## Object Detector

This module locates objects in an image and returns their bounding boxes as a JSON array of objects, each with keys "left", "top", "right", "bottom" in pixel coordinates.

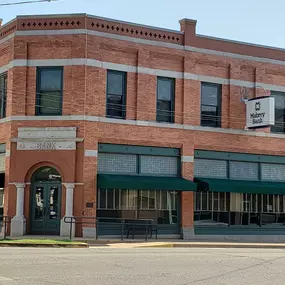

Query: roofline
[
  {"left": 86, "top": 14, "right": 183, "bottom": 34},
  {"left": 1, "top": 13, "right": 285, "bottom": 53},
  {"left": 14, "top": 13, "right": 183, "bottom": 34},
  {"left": 197, "top": 34, "right": 285, "bottom": 53}
]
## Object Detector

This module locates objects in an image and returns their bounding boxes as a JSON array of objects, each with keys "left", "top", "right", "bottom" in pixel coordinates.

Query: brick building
[{"left": 1, "top": 14, "right": 285, "bottom": 240}]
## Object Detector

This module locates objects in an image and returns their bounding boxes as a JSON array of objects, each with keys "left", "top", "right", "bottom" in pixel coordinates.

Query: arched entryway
[{"left": 30, "top": 167, "right": 62, "bottom": 235}]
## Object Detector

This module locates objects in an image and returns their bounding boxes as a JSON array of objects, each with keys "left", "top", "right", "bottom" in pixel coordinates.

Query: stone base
[
  {"left": 10, "top": 216, "right": 26, "bottom": 236},
  {"left": 60, "top": 217, "right": 75, "bottom": 238},
  {"left": 181, "top": 227, "right": 195, "bottom": 240},
  {"left": 82, "top": 227, "right": 97, "bottom": 238}
]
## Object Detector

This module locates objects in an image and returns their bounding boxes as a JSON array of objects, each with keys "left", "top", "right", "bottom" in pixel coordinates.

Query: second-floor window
[
  {"left": 271, "top": 91, "right": 285, "bottom": 133},
  {"left": 36, "top": 67, "right": 63, "bottom": 116},
  {"left": 157, "top": 77, "right": 175, "bottom": 123},
  {"left": 0, "top": 73, "right": 7, "bottom": 119},
  {"left": 201, "top": 82, "right": 221, "bottom": 127},
  {"left": 106, "top": 70, "right": 126, "bottom": 119}
]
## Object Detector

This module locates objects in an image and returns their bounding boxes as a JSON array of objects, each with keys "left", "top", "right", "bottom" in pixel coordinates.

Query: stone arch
[{"left": 25, "top": 161, "right": 64, "bottom": 183}]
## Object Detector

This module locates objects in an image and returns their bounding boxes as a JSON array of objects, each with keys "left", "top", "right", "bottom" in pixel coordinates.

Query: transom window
[
  {"left": 36, "top": 67, "right": 63, "bottom": 116},
  {"left": 106, "top": 70, "right": 126, "bottom": 119},
  {"left": 201, "top": 82, "right": 221, "bottom": 127},
  {"left": 0, "top": 73, "right": 7, "bottom": 119},
  {"left": 157, "top": 77, "right": 175, "bottom": 123}
]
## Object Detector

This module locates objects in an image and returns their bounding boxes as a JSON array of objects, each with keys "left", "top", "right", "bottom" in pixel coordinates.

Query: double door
[{"left": 30, "top": 183, "right": 61, "bottom": 235}]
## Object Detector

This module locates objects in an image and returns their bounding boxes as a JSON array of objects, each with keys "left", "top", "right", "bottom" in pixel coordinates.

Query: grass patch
[{"left": 0, "top": 239, "right": 85, "bottom": 245}]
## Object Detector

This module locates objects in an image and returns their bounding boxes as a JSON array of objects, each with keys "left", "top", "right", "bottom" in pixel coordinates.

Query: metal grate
[
  {"left": 261, "top": 163, "right": 285, "bottom": 181},
  {"left": 140, "top": 155, "right": 178, "bottom": 176},
  {"left": 194, "top": 159, "right": 227, "bottom": 178},
  {"left": 229, "top": 161, "right": 258, "bottom": 180},
  {"left": 98, "top": 153, "right": 137, "bottom": 174}
]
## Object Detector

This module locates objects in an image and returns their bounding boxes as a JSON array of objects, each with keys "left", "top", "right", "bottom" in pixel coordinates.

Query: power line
[
  {"left": 0, "top": 87, "right": 284, "bottom": 129},
  {"left": 0, "top": 0, "right": 58, "bottom": 6}
]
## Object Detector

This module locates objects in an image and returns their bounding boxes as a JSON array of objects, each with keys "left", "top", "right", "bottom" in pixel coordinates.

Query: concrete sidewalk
[
  {"left": 5, "top": 236, "right": 285, "bottom": 249},
  {"left": 86, "top": 239, "right": 285, "bottom": 249}
]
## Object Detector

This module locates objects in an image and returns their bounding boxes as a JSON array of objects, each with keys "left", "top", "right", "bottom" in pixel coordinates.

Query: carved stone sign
[{"left": 17, "top": 141, "right": 76, "bottom": 151}]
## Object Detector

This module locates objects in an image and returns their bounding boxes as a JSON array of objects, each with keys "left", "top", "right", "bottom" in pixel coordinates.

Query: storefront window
[
  {"left": 97, "top": 189, "right": 178, "bottom": 225},
  {"left": 195, "top": 191, "right": 285, "bottom": 227}
]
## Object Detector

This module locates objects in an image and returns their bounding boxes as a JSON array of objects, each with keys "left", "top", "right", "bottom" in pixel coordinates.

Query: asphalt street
[{"left": 0, "top": 247, "right": 285, "bottom": 284}]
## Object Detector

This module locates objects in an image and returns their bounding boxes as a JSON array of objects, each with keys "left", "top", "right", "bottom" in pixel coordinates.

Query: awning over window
[
  {"left": 97, "top": 174, "right": 197, "bottom": 191},
  {"left": 195, "top": 178, "right": 285, "bottom": 195}
]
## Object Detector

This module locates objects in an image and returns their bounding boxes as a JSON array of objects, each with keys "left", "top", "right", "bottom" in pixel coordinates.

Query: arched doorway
[{"left": 30, "top": 167, "right": 62, "bottom": 235}]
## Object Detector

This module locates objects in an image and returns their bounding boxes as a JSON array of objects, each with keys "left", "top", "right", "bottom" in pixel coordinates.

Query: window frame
[
  {"left": 156, "top": 77, "right": 175, "bottom": 123},
  {"left": 200, "top": 82, "right": 222, "bottom": 128},
  {"left": 106, "top": 70, "right": 127, "bottom": 119},
  {"left": 0, "top": 188, "right": 3, "bottom": 208},
  {"left": 270, "top": 91, "right": 285, "bottom": 133},
  {"left": 0, "top": 73, "right": 7, "bottom": 119},
  {"left": 36, "top": 66, "right": 64, "bottom": 116}
]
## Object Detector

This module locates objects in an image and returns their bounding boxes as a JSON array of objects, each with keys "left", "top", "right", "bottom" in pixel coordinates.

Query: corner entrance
[{"left": 30, "top": 167, "right": 62, "bottom": 235}]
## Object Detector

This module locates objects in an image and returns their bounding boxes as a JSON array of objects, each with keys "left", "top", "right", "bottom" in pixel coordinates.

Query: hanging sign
[{"left": 246, "top": 97, "right": 275, "bottom": 129}]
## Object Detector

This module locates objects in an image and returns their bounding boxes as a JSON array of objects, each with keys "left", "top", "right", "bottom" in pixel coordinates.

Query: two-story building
[{"left": 1, "top": 13, "right": 285, "bottom": 240}]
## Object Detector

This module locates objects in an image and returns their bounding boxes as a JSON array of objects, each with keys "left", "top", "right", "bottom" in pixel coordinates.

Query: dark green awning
[
  {"left": 195, "top": 178, "right": 285, "bottom": 195},
  {"left": 97, "top": 174, "right": 197, "bottom": 191}
]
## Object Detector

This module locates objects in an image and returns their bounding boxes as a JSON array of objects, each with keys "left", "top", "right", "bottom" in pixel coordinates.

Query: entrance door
[{"left": 31, "top": 183, "right": 61, "bottom": 235}]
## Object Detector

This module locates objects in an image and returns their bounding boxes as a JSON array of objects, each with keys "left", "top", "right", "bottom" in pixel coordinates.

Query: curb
[
  {"left": 134, "top": 243, "right": 285, "bottom": 249},
  {"left": 0, "top": 243, "right": 89, "bottom": 248}
]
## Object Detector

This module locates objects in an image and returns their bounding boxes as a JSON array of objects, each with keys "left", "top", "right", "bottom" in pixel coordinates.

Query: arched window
[{"left": 32, "top": 167, "right": 61, "bottom": 183}]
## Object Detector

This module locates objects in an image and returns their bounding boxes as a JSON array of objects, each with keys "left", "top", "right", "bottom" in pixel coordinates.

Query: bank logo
[{"left": 255, "top": 102, "right": 261, "bottom": 112}]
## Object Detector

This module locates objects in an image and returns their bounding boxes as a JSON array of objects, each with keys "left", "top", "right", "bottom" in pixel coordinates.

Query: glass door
[{"left": 31, "top": 183, "right": 61, "bottom": 235}]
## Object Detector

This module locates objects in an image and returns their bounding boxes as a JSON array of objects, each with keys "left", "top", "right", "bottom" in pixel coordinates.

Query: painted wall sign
[
  {"left": 17, "top": 141, "right": 76, "bottom": 151},
  {"left": 246, "top": 97, "right": 275, "bottom": 129}
]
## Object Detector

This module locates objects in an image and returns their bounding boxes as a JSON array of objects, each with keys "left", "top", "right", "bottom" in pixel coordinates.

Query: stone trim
[
  {"left": 3, "top": 115, "right": 285, "bottom": 140},
  {"left": 3, "top": 58, "right": 285, "bottom": 92},
  {"left": 84, "top": 150, "right": 98, "bottom": 157},
  {"left": 181, "top": 156, "right": 194, "bottom": 163},
  {"left": 1, "top": 28, "right": 284, "bottom": 66}
]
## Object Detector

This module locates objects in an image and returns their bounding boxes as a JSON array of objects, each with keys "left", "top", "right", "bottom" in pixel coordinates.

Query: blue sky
[{"left": 1, "top": 0, "right": 284, "bottom": 48}]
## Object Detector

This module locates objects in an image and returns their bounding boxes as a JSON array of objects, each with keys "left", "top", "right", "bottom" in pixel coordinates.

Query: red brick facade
[{"left": 1, "top": 14, "right": 285, "bottom": 237}]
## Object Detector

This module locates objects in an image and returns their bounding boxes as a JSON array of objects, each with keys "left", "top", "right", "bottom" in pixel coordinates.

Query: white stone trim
[
  {"left": 84, "top": 150, "right": 98, "bottom": 157},
  {"left": 3, "top": 115, "right": 285, "bottom": 140},
  {"left": 2, "top": 58, "right": 285, "bottom": 92},
  {"left": 5, "top": 150, "right": 10, "bottom": 157},
  {"left": 181, "top": 156, "right": 194, "bottom": 163},
  {"left": 0, "top": 33, "right": 14, "bottom": 45},
  {"left": 4, "top": 28, "right": 285, "bottom": 67}
]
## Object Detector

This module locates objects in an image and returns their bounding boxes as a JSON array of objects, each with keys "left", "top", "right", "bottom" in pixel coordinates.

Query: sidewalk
[
  {"left": 84, "top": 239, "right": 285, "bottom": 249},
  {"left": 4, "top": 236, "right": 285, "bottom": 249}
]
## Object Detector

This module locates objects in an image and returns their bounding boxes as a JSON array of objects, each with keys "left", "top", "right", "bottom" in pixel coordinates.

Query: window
[
  {"left": 98, "top": 152, "right": 180, "bottom": 176},
  {"left": 36, "top": 67, "right": 63, "bottom": 116},
  {"left": 98, "top": 153, "right": 137, "bottom": 174},
  {"left": 271, "top": 91, "right": 285, "bottom": 133},
  {"left": 229, "top": 161, "right": 259, "bottom": 180},
  {"left": 0, "top": 73, "right": 7, "bottom": 118},
  {"left": 140, "top": 155, "right": 178, "bottom": 176},
  {"left": 194, "top": 159, "right": 227, "bottom": 178},
  {"left": 261, "top": 163, "right": 285, "bottom": 181},
  {"left": 97, "top": 189, "right": 178, "bottom": 225},
  {"left": 157, "top": 77, "right": 175, "bottom": 123},
  {"left": 106, "top": 70, "right": 126, "bottom": 119},
  {"left": 201, "top": 83, "right": 221, "bottom": 127}
]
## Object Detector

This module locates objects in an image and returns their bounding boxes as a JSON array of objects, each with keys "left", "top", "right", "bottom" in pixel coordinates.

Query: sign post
[{"left": 245, "top": 97, "right": 275, "bottom": 129}]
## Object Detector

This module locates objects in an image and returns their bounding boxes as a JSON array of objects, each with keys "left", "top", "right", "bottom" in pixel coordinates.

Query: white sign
[{"left": 246, "top": 97, "right": 275, "bottom": 129}]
